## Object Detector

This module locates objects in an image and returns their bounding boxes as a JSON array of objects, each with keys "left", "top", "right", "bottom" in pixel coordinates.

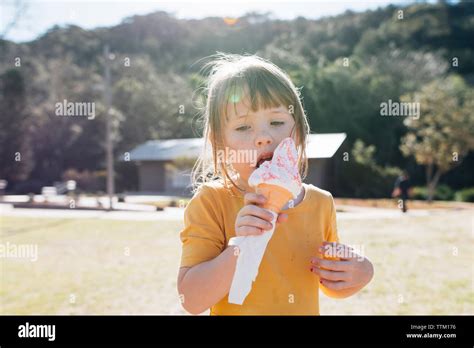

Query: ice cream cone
[
  {"left": 256, "top": 183, "right": 293, "bottom": 213},
  {"left": 228, "top": 138, "right": 302, "bottom": 305}
]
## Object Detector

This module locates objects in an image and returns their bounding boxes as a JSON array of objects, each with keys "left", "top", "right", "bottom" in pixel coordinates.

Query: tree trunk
[
  {"left": 426, "top": 163, "right": 434, "bottom": 203},
  {"left": 427, "top": 166, "right": 443, "bottom": 203}
]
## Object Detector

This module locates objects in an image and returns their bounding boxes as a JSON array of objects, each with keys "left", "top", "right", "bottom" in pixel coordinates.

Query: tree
[
  {"left": 400, "top": 75, "right": 474, "bottom": 201},
  {"left": 335, "top": 139, "right": 401, "bottom": 198},
  {"left": 0, "top": 69, "right": 33, "bottom": 183}
]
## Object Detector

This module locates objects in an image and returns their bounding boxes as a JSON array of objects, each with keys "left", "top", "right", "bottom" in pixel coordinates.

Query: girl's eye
[
  {"left": 235, "top": 125, "right": 250, "bottom": 131},
  {"left": 271, "top": 121, "right": 285, "bottom": 126}
]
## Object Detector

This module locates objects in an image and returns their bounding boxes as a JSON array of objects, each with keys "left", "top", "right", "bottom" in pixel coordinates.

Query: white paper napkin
[{"left": 227, "top": 210, "right": 278, "bottom": 305}]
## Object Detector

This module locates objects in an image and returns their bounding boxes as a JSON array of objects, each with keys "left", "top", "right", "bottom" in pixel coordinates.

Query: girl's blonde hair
[{"left": 191, "top": 53, "right": 310, "bottom": 194}]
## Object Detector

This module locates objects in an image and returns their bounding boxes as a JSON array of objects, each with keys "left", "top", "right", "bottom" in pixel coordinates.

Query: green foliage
[
  {"left": 1, "top": 2, "right": 473, "bottom": 194},
  {"left": 401, "top": 75, "right": 474, "bottom": 172},
  {"left": 113, "top": 55, "right": 196, "bottom": 151},
  {"left": 352, "top": 139, "right": 376, "bottom": 166},
  {"left": 400, "top": 75, "right": 474, "bottom": 200},
  {"left": 411, "top": 185, "right": 455, "bottom": 201},
  {"left": 301, "top": 56, "right": 410, "bottom": 167},
  {"left": 454, "top": 187, "right": 474, "bottom": 202},
  {"left": 335, "top": 140, "right": 401, "bottom": 198},
  {"left": 0, "top": 69, "right": 33, "bottom": 183}
]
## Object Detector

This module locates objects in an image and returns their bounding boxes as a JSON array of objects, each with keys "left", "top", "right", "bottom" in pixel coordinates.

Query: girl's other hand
[{"left": 310, "top": 242, "right": 374, "bottom": 291}]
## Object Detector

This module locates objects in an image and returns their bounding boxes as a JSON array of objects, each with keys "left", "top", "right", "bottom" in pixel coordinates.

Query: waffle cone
[{"left": 256, "top": 183, "right": 293, "bottom": 213}]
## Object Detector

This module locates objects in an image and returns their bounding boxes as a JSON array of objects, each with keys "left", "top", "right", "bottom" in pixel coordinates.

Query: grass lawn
[
  {"left": 334, "top": 198, "right": 473, "bottom": 210},
  {"left": 0, "top": 210, "right": 472, "bottom": 315},
  {"left": 0, "top": 217, "right": 185, "bottom": 314},
  {"left": 320, "top": 210, "right": 473, "bottom": 315}
]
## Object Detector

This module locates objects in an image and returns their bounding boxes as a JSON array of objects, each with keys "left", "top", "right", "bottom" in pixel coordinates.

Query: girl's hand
[
  {"left": 310, "top": 241, "right": 374, "bottom": 291},
  {"left": 235, "top": 192, "right": 288, "bottom": 236}
]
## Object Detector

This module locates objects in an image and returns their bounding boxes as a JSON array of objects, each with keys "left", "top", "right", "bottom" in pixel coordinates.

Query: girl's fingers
[
  {"left": 276, "top": 213, "right": 288, "bottom": 224},
  {"left": 237, "top": 215, "right": 273, "bottom": 231},
  {"left": 310, "top": 257, "right": 351, "bottom": 271},
  {"left": 243, "top": 192, "right": 266, "bottom": 206},
  {"left": 236, "top": 225, "right": 264, "bottom": 236},
  {"left": 237, "top": 193, "right": 289, "bottom": 237},
  {"left": 319, "top": 279, "right": 348, "bottom": 291},
  {"left": 311, "top": 267, "right": 348, "bottom": 281},
  {"left": 240, "top": 204, "right": 274, "bottom": 222}
]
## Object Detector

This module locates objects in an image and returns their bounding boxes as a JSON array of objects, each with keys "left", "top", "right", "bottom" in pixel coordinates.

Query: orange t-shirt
[{"left": 179, "top": 182, "right": 340, "bottom": 315}]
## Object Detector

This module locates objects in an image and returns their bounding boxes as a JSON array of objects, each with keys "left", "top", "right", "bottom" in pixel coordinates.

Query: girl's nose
[{"left": 255, "top": 134, "right": 272, "bottom": 147}]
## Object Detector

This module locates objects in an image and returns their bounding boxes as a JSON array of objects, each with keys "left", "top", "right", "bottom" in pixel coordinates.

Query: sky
[{"left": 1, "top": 0, "right": 424, "bottom": 43}]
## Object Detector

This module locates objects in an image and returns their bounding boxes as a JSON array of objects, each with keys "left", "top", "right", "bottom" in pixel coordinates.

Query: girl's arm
[
  {"left": 177, "top": 245, "right": 239, "bottom": 314},
  {"left": 177, "top": 192, "right": 284, "bottom": 314}
]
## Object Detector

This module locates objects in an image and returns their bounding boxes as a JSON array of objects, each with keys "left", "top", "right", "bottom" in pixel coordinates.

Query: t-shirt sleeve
[
  {"left": 324, "top": 193, "right": 340, "bottom": 243},
  {"left": 179, "top": 185, "right": 226, "bottom": 268}
]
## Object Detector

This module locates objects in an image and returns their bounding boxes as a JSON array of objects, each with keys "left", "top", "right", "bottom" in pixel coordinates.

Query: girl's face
[{"left": 222, "top": 96, "right": 296, "bottom": 187}]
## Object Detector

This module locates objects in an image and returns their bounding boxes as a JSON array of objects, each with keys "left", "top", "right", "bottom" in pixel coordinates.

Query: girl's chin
[{"left": 233, "top": 166, "right": 254, "bottom": 177}]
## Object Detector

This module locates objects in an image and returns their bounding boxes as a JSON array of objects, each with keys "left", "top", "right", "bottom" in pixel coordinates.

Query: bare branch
[{"left": 0, "top": 0, "right": 28, "bottom": 40}]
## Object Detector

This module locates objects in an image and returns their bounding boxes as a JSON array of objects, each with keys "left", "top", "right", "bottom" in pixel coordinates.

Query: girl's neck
[{"left": 235, "top": 176, "right": 252, "bottom": 193}]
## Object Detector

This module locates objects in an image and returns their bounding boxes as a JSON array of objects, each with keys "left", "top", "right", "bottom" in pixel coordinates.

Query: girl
[{"left": 177, "top": 53, "right": 374, "bottom": 315}]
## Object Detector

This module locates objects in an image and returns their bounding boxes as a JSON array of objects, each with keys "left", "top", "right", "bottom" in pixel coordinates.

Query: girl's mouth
[{"left": 256, "top": 153, "right": 273, "bottom": 168}]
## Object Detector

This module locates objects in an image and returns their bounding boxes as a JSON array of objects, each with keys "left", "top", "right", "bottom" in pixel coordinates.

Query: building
[{"left": 125, "top": 133, "right": 346, "bottom": 195}]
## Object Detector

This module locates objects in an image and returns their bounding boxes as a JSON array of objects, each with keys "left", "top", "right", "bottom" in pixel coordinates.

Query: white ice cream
[{"left": 248, "top": 137, "right": 302, "bottom": 198}]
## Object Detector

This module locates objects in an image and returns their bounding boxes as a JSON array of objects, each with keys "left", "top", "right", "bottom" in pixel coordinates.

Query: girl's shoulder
[
  {"left": 191, "top": 180, "right": 240, "bottom": 202},
  {"left": 303, "top": 183, "right": 334, "bottom": 200},
  {"left": 302, "top": 183, "right": 336, "bottom": 211},
  {"left": 184, "top": 181, "right": 241, "bottom": 222}
]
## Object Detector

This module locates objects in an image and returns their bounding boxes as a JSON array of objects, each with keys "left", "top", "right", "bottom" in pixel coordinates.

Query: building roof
[
  {"left": 125, "top": 133, "right": 346, "bottom": 161},
  {"left": 305, "top": 133, "right": 347, "bottom": 158},
  {"left": 126, "top": 138, "right": 205, "bottom": 162}
]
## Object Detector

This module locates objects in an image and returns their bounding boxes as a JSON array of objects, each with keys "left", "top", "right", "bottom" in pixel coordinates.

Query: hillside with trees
[{"left": 1, "top": 1, "right": 473, "bottom": 197}]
